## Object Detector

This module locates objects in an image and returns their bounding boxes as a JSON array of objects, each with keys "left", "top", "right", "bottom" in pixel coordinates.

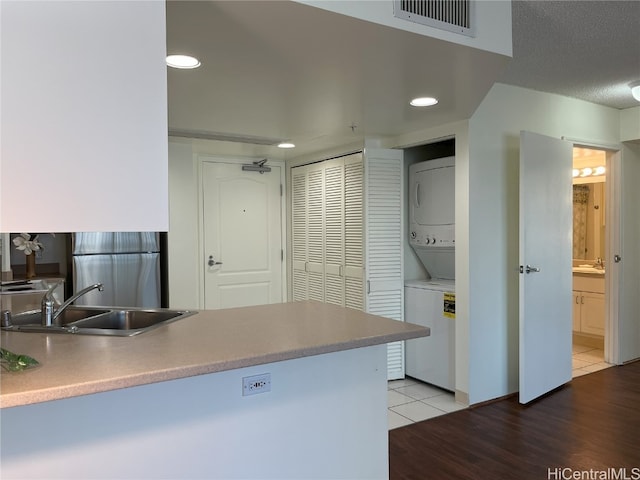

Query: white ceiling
[{"left": 166, "top": 1, "right": 640, "bottom": 159}]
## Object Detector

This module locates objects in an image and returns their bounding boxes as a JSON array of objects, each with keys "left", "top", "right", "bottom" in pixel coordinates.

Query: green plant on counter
[{"left": 0, "top": 348, "right": 39, "bottom": 372}]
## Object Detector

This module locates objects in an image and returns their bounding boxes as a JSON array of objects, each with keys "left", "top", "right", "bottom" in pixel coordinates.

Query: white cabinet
[
  {"left": 572, "top": 274, "right": 605, "bottom": 336},
  {"left": 291, "top": 148, "right": 405, "bottom": 378},
  {"left": 1, "top": 1, "right": 168, "bottom": 232}
]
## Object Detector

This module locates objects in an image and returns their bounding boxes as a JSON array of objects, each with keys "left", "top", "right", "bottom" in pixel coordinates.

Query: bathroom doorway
[{"left": 571, "top": 147, "right": 611, "bottom": 377}]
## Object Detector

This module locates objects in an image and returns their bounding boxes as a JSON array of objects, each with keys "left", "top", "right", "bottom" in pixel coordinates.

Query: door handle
[
  {"left": 614, "top": 254, "right": 622, "bottom": 263},
  {"left": 519, "top": 265, "right": 541, "bottom": 274},
  {"left": 208, "top": 255, "right": 223, "bottom": 267}
]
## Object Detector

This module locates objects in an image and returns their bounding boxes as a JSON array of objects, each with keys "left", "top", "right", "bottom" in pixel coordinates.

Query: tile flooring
[
  {"left": 387, "top": 344, "right": 612, "bottom": 430},
  {"left": 572, "top": 344, "right": 610, "bottom": 377},
  {"left": 387, "top": 378, "right": 464, "bottom": 430}
]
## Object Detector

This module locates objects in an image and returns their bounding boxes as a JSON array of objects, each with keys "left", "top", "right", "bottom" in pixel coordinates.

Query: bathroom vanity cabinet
[{"left": 572, "top": 273, "right": 605, "bottom": 336}]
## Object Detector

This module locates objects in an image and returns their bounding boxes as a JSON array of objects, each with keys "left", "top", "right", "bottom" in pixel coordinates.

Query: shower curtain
[{"left": 573, "top": 185, "right": 589, "bottom": 259}]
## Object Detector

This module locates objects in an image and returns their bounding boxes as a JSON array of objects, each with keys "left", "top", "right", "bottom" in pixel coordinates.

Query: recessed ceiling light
[
  {"left": 166, "top": 55, "right": 201, "bottom": 69},
  {"left": 410, "top": 97, "right": 438, "bottom": 107},
  {"left": 630, "top": 81, "right": 640, "bottom": 102},
  {"left": 277, "top": 142, "right": 295, "bottom": 149}
]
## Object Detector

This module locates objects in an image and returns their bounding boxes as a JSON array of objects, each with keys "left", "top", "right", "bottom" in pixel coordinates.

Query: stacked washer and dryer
[{"left": 406, "top": 156, "right": 456, "bottom": 391}]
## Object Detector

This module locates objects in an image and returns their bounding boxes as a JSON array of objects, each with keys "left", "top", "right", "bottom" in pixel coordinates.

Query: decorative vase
[{"left": 25, "top": 252, "right": 36, "bottom": 279}]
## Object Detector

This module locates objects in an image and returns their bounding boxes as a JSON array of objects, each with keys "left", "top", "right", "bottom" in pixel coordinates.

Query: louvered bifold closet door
[
  {"left": 306, "top": 163, "right": 325, "bottom": 301},
  {"left": 323, "top": 158, "right": 345, "bottom": 306},
  {"left": 291, "top": 165, "right": 308, "bottom": 301},
  {"left": 344, "top": 154, "right": 365, "bottom": 310},
  {"left": 364, "top": 148, "right": 405, "bottom": 380}
]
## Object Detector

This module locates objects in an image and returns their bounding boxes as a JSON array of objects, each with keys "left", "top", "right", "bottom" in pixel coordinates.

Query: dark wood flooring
[{"left": 389, "top": 361, "right": 640, "bottom": 480}]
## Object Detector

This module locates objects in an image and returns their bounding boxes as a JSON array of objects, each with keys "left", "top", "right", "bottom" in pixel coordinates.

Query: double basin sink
[{"left": 5, "top": 306, "right": 195, "bottom": 337}]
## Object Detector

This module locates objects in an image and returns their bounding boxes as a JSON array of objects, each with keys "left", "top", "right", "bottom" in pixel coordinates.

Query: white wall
[
  {"left": 466, "top": 83, "right": 627, "bottom": 404},
  {"left": 167, "top": 141, "right": 201, "bottom": 309},
  {"left": 620, "top": 106, "right": 640, "bottom": 142},
  {"left": 1, "top": 345, "right": 389, "bottom": 479}
]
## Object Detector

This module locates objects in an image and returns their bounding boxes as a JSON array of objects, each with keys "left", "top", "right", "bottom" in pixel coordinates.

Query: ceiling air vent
[{"left": 393, "top": 0, "right": 475, "bottom": 37}]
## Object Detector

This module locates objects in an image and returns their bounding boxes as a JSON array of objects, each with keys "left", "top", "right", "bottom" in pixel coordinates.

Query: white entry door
[
  {"left": 519, "top": 131, "right": 573, "bottom": 404},
  {"left": 202, "top": 161, "right": 283, "bottom": 309}
]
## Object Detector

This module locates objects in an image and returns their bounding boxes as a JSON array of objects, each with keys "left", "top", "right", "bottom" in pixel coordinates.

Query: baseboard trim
[{"left": 573, "top": 332, "right": 604, "bottom": 349}]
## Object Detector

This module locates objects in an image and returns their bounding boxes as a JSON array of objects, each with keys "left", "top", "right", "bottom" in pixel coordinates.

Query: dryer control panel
[{"left": 409, "top": 224, "right": 455, "bottom": 248}]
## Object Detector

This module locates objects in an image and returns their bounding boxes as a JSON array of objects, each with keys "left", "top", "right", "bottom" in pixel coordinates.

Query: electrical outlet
[{"left": 242, "top": 373, "right": 271, "bottom": 396}]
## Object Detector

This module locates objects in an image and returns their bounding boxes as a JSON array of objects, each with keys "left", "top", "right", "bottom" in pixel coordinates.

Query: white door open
[
  {"left": 519, "top": 131, "right": 573, "bottom": 404},
  {"left": 202, "top": 161, "right": 283, "bottom": 309}
]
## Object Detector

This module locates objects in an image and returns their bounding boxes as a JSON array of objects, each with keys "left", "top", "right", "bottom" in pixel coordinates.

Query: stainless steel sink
[
  {"left": 5, "top": 306, "right": 195, "bottom": 336},
  {"left": 10, "top": 308, "right": 111, "bottom": 326}
]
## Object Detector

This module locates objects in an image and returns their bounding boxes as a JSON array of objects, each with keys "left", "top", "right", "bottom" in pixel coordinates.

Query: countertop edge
[{"left": 0, "top": 326, "right": 428, "bottom": 409}]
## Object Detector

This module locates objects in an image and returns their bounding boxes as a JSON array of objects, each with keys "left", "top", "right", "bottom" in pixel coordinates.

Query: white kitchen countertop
[{"left": 0, "top": 301, "right": 428, "bottom": 408}]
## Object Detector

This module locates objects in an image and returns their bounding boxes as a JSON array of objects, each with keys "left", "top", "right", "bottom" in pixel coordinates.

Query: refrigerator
[{"left": 71, "top": 232, "right": 164, "bottom": 308}]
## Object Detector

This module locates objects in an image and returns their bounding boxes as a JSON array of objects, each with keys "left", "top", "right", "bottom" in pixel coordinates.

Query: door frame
[
  {"left": 562, "top": 137, "right": 622, "bottom": 365},
  {"left": 196, "top": 154, "right": 287, "bottom": 309}
]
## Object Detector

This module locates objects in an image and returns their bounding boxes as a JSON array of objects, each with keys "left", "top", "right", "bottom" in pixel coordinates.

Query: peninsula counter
[{"left": 1, "top": 301, "right": 428, "bottom": 479}]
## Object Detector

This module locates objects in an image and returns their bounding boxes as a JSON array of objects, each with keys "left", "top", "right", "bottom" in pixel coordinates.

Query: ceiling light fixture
[
  {"left": 277, "top": 142, "right": 295, "bottom": 149},
  {"left": 574, "top": 166, "right": 606, "bottom": 179},
  {"left": 631, "top": 81, "right": 640, "bottom": 102},
  {"left": 410, "top": 97, "right": 438, "bottom": 107},
  {"left": 166, "top": 54, "right": 201, "bottom": 69}
]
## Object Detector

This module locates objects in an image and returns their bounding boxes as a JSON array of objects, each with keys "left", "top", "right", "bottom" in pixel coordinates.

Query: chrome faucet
[{"left": 41, "top": 283, "right": 104, "bottom": 326}]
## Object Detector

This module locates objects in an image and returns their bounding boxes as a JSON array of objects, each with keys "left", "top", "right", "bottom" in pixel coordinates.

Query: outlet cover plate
[{"left": 242, "top": 373, "right": 271, "bottom": 396}]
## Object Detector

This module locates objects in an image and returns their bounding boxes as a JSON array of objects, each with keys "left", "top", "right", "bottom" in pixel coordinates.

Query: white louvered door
[
  {"left": 291, "top": 154, "right": 364, "bottom": 308},
  {"left": 291, "top": 161, "right": 326, "bottom": 302},
  {"left": 307, "top": 163, "right": 325, "bottom": 301},
  {"left": 364, "top": 148, "right": 405, "bottom": 380},
  {"left": 291, "top": 166, "right": 308, "bottom": 301},
  {"left": 291, "top": 149, "right": 404, "bottom": 379},
  {"left": 324, "top": 158, "right": 345, "bottom": 306},
  {"left": 344, "top": 154, "right": 365, "bottom": 310}
]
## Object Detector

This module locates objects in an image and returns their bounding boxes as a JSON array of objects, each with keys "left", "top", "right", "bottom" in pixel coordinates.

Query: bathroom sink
[{"left": 5, "top": 306, "right": 195, "bottom": 336}]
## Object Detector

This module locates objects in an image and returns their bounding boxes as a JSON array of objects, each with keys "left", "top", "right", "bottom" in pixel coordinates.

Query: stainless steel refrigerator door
[
  {"left": 73, "top": 253, "right": 161, "bottom": 307},
  {"left": 73, "top": 232, "right": 159, "bottom": 255}
]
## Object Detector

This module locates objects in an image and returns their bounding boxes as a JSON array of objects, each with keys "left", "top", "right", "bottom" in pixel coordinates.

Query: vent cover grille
[{"left": 393, "top": 0, "right": 475, "bottom": 37}]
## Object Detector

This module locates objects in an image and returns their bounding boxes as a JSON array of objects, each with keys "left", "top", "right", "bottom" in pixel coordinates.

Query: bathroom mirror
[{"left": 572, "top": 182, "right": 605, "bottom": 261}]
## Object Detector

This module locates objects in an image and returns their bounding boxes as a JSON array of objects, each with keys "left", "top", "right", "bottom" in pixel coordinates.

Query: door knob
[{"left": 208, "top": 256, "right": 222, "bottom": 267}]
